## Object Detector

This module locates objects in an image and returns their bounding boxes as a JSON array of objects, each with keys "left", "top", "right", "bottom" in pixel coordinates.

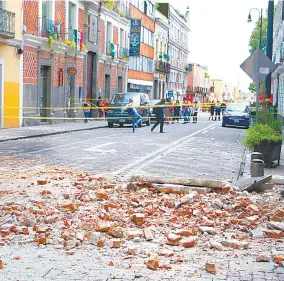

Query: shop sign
[
  {"left": 67, "top": 67, "right": 77, "bottom": 76},
  {"left": 129, "top": 19, "right": 141, "bottom": 56}
]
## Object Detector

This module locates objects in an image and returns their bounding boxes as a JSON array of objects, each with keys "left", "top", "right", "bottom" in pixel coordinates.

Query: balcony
[
  {"left": 113, "top": 2, "right": 131, "bottom": 19},
  {"left": 155, "top": 60, "right": 170, "bottom": 73},
  {"left": 118, "top": 46, "right": 129, "bottom": 60},
  {"left": 105, "top": 41, "right": 116, "bottom": 58},
  {"left": 39, "top": 17, "right": 64, "bottom": 40},
  {"left": 0, "top": 8, "right": 15, "bottom": 38}
]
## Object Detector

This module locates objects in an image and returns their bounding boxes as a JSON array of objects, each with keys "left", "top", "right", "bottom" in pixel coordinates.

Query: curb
[{"left": 0, "top": 125, "right": 107, "bottom": 143}]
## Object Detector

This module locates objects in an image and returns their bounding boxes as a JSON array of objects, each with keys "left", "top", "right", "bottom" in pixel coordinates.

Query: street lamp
[{"left": 248, "top": 8, "right": 263, "bottom": 113}]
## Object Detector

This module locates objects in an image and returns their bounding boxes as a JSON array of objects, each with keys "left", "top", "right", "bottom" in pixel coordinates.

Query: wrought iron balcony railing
[
  {"left": 0, "top": 8, "right": 15, "bottom": 38},
  {"left": 155, "top": 60, "right": 170, "bottom": 73},
  {"left": 118, "top": 46, "right": 129, "bottom": 60},
  {"left": 114, "top": 2, "right": 131, "bottom": 19},
  {"left": 39, "top": 17, "right": 63, "bottom": 39}
]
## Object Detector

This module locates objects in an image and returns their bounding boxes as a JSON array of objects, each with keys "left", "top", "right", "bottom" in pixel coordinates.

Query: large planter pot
[{"left": 254, "top": 140, "right": 282, "bottom": 168}]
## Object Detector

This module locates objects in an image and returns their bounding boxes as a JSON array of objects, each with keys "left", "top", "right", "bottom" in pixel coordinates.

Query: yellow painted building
[
  {"left": 211, "top": 79, "right": 223, "bottom": 101},
  {"left": 0, "top": 0, "right": 23, "bottom": 128}
]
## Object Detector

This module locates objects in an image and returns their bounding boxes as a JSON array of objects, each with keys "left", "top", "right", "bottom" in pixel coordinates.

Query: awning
[{"left": 128, "top": 79, "right": 153, "bottom": 87}]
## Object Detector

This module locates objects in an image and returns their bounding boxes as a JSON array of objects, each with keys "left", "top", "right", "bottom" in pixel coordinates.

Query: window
[
  {"left": 120, "top": 28, "right": 124, "bottom": 48},
  {"left": 106, "top": 21, "right": 112, "bottom": 42},
  {"left": 0, "top": 1, "right": 5, "bottom": 9},
  {"left": 43, "top": 0, "right": 53, "bottom": 20},
  {"left": 68, "top": 2, "right": 76, "bottom": 30}
]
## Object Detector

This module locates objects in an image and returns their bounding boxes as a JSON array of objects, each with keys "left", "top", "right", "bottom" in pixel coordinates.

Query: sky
[{"left": 169, "top": 0, "right": 271, "bottom": 92}]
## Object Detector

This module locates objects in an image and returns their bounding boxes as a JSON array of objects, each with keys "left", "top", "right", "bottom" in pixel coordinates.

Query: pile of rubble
[{"left": 1, "top": 161, "right": 284, "bottom": 273}]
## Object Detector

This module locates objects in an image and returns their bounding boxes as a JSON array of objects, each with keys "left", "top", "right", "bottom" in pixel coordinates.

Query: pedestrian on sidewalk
[
  {"left": 209, "top": 102, "right": 215, "bottom": 120},
  {"left": 103, "top": 98, "right": 109, "bottom": 118},
  {"left": 192, "top": 102, "right": 199, "bottom": 123},
  {"left": 173, "top": 100, "right": 181, "bottom": 123},
  {"left": 151, "top": 98, "right": 166, "bottom": 133},
  {"left": 83, "top": 102, "right": 91, "bottom": 123},
  {"left": 127, "top": 98, "right": 143, "bottom": 133},
  {"left": 97, "top": 96, "right": 104, "bottom": 120},
  {"left": 182, "top": 97, "right": 190, "bottom": 124}
]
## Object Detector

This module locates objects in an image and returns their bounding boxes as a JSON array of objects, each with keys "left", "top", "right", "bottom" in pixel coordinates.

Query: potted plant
[{"left": 244, "top": 123, "right": 282, "bottom": 168}]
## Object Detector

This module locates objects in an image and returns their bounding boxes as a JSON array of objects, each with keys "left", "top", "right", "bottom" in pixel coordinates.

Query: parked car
[
  {"left": 222, "top": 103, "right": 250, "bottom": 129},
  {"left": 106, "top": 93, "right": 151, "bottom": 128},
  {"left": 149, "top": 99, "right": 160, "bottom": 123}
]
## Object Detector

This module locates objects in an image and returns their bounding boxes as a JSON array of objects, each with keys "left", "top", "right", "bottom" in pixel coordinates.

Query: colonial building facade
[
  {"left": 21, "top": 0, "right": 130, "bottom": 126},
  {"left": 157, "top": 3, "right": 190, "bottom": 101},
  {"left": 0, "top": 0, "right": 23, "bottom": 128},
  {"left": 272, "top": 1, "right": 284, "bottom": 120},
  {"left": 153, "top": 9, "right": 169, "bottom": 100}
]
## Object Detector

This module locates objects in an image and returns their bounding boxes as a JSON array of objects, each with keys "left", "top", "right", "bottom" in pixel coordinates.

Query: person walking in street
[
  {"left": 209, "top": 102, "right": 215, "bottom": 120},
  {"left": 173, "top": 100, "right": 181, "bottom": 123},
  {"left": 151, "top": 98, "right": 166, "bottom": 133},
  {"left": 127, "top": 98, "right": 143, "bottom": 133},
  {"left": 83, "top": 102, "right": 91, "bottom": 123},
  {"left": 97, "top": 96, "right": 104, "bottom": 119},
  {"left": 182, "top": 97, "right": 190, "bottom": 124},
  {"left": 215, "top": 102, "right": 221, "bottom": 121},
  {"left": 192, "top": 102, "right": 199, "bottom": 123}
]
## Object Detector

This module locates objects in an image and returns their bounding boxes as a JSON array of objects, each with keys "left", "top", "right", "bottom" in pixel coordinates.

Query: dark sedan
[{"left": 222, "top": 103, "right": 250, "bottom": 129}]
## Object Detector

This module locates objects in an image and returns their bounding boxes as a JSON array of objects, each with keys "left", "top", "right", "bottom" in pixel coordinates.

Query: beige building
[{"left": 210, "top": 79, "right": 223, "bottom": 101}]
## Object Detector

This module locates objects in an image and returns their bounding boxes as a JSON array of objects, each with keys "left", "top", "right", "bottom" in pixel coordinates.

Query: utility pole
[{"left": 265, "top": 0, "right": 274, "bottom": 99}]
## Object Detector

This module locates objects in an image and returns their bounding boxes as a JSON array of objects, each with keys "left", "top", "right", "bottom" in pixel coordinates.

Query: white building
[
  {"left": 272, "top": 0, "right": 284, "bottom": 119},
  {"left": 153, "top": 10, "right": 169, "bottom": 99},
  {"left": 156, "top": 3, "right": 190, "bottom": 101}
]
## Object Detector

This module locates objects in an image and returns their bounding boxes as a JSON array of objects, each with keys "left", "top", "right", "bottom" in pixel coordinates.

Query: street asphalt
[{"left": 0, "top": 114, "right": 247, "bottom": 182}]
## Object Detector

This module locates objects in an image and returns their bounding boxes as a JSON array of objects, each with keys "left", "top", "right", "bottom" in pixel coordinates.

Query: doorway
[
  {"left": 39, "top": 65, "right": 51, "bottom": 123},
  {"left": 67, "top": 74, "right": 76, "bottom": 118},
  {"left": 105, "top": 74, "right": 110, "bottom": 99},
  {"left": 154, "top": 79, "right": 158, "bottom": 99},
  {"left": 118, "top": 76, "right": 123, "bottom": 93},
  {"left": 87, "top": 52, "right": 97, "bottom": 116}
]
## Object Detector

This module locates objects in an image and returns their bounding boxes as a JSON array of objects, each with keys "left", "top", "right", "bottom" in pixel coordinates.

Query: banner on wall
[{"left": 129, "top": 19, "right": 141, "bottom": 56}]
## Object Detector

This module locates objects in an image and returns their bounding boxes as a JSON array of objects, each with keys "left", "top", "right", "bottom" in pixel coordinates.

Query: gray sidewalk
[{"left": 0, "top": 120, "right": 107, "bottom": 142}]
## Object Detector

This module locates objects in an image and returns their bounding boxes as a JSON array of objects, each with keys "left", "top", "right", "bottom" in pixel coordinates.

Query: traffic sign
[{"left": 240, "top": 49, "right": 277, "bottom": 83}]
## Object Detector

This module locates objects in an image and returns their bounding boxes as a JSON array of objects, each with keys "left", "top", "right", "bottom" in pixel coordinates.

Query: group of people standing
[
  {"left": 83, "top": 97, "right": 109, "bottom": 123},
  {"left": 209, "top": 102, "right": 226, "bottom": 121},
  {"left": 168, "top": 97, "right": 199, "bottom": 124}
]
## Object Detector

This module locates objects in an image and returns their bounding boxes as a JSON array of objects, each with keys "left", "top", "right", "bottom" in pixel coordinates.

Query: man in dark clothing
[
  {"left": 209, "top": 102, "right": 215, "bottom": 120},
  {"left": 173, "top": 100, "right": 181, "bottom": 123},
  {"left": 215, "top": 102, "right": 221, "bottom": 121},
  {"left": 221, "top": 102, "right": 226, "bottom": 115},
  {"left": 151, "top": 98, "right": 166, "bottom": 133}
]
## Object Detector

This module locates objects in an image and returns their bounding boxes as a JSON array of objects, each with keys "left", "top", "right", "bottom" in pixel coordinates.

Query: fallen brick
[
  {"left": 37, "top": 178, "right": 47, "bottom": 185},
  {"left": 167, "top": 233, "right": 182, "bottom": 246},
  {"left": 96, "top": 191, "right": 109, "bottom": 200},
  {"left": 124, "top": 229, "right": 143, "bottom": 240},
  {"left": 256, "top": 254, "right": 270, "bottom": 262},
  {"left": 0, "top": 260, "right": 3, "bottom": 269},
  {"left": 199, "top": 226, "right": 217, "bottom": 235},
  {"left": 132, "top": 213, "right": 145, "bottom": 226},
  {"left": 111, "top": 239, "right": 122, "bottom": 248},
  {"left": 145, "top": 258, "right": 159, "bottom": 270},
  {"left": 206, "top": 263, "right": 216, "bottom": 274},
  {"left": 143, "top": 227, "right": 154, "bottom": 241},
  {"left": 108, "top": 226, "right": 124, "bottom": 238},
  {"left": 265, "top": 230, "right": 284, "bottom": 239},
  {"left": 180, "top": 237, "right": 197, "bottom": 248}
]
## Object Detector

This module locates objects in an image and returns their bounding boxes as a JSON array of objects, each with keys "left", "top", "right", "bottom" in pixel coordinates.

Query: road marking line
[
  {"left": 28, "top": 133, "right": 122, "bottom": 154},
  {"left": 202, "top": 130, "right": 208, "bottom": 134},
  {"left": 110, "top": 123, "right": 217, "bottom": 176},
  {"left": 84, "top": 142, "right": 116, "bottom": 154}
]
